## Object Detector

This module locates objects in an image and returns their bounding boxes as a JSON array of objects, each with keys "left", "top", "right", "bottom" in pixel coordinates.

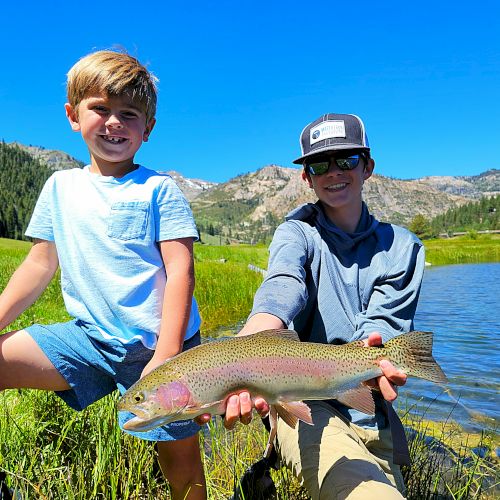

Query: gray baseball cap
[{"left": 293, "top": 113, "right": 370, "bottom": 164}]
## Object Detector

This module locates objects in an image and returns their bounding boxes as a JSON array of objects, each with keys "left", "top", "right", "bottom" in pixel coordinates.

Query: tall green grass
[
  {"left": 1, "top": 238, "right": 498, "bottom": 498},
  {"left": 194, "top": 244, "right": 267, "bottom": 334},
  {"left": 424, "top": 234, "right": 500, "bottom": 266}
]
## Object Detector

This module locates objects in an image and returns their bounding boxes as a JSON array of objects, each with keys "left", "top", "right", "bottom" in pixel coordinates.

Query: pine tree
[
  {"left": 409, "top": 214, "right": 433, "bottom": 239},
  {"left": 0, "top": 142, "right": 53, "bottom": 240}
]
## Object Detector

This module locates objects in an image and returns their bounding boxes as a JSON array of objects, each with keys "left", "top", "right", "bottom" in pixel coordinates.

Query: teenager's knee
[{"left": 319, "top": 457, "right": 404, "bottom": 500}]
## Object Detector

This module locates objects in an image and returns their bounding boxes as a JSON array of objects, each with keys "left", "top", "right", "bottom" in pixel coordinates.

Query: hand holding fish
[
  {"left": 363, "top": 332, "right": 408, "bottom": 401},
  {"left": 224, "top": 393, "right": 270, "bottom": 430},
  {"left": 194, "top": 392, "right": 269, "bottom": 428},
  {"left": 141, "top": 355, "right": 167, "bottom": 379}
]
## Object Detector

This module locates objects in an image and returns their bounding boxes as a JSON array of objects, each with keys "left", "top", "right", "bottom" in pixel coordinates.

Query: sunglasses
[{"left": 304, "top": 153, "right": 367, "bottom": 175}]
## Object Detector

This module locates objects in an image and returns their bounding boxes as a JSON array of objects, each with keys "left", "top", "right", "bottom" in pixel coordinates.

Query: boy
[
  {"left": 0, "top": 50, "right": 206, "bottom": 500},
  {"left": 212, "top": 113, "right": 425, "bottom": 499}
]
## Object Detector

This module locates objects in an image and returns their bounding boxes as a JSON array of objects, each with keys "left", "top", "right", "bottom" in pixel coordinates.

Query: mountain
[
  {"left": 416, "top": 169, "right": 500, "bottom": 198},
  {"left": 2, "top": 141, "right": 499, "bottom": 243},
  {"left": 10, "top": 142, "right": 84, "bottom": 171},
  {"left": 189, "top": 165, "right": 499, "bottom": 241},
  {"left": 1, "top": 142, "right": 55, "bottom": 239},
  {"left": 163, "top": 170, "right": 218, "bottom": 200}
]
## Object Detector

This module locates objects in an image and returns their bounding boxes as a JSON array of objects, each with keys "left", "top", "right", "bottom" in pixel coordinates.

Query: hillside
[
  {"left": 1, "top": 141, "right": 499, "bottom": 243},
  {"left": 10, "top": 142, "right": 84, "bottom": 171},
  {"left": 0, "top": 142, "right": 54, "bottom": 239},
  {"left": 164, "top": 170, "right": 218, "bottom": 200},
  {"left": 190, "top": 165, "right": 499, "bottom": 241},
  {"left": 417, "top": 169, "right": 500, "bottom": 198}
]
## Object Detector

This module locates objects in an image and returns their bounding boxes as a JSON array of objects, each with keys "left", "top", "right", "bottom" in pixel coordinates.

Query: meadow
[
  {"left": 424, "top": 233, "right": 500, "bottom": 266},
  {"left": 0, "top": 235, "right": 498, "bottom": 499}
]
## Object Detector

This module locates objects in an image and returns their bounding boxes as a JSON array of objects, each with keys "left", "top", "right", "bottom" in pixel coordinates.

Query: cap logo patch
[{"left": 310, "top": 120, "right": 346, "bottom": 145}]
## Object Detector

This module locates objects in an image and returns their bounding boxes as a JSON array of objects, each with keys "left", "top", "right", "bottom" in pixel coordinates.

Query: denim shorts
[{"left": 26, "top": 319, "right": 201, "bottom": 442}]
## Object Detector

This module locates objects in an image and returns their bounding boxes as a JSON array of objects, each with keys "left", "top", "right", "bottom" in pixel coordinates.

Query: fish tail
[{"left": 385, "top": 331, "right": 448, "bottom": 384}]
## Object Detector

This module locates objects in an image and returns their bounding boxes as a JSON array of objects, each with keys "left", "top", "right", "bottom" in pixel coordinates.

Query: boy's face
[
  {"left": 65, "top": 93, "right": 155, "bottom": 176},
  {"left": 302, "top": 151, "right": 374, "bottom": 218}
]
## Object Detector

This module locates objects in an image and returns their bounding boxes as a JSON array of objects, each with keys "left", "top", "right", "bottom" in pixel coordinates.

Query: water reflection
[{"left": 397, "top": 263, "right": 500, "bottom": 433}]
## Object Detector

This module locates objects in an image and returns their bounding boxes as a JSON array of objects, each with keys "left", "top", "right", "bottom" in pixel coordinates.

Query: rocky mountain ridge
[
  {"left": 190, "top": 165, "right": 499, "bottom": 234},
  {"left": 9, "top": 143, "right": 216, "bottom": 199},
  {"left": 9, "top": 142, "right": 84, "bottom": 171},
  {"left": 416, "top": 170, "right": 500, "bottom": 198},
  {"left": 164, "top": 170, "right": 218, "bottom": 200},
  {"left": 8, "top": 142, "right": 499, "bottom": 240}
]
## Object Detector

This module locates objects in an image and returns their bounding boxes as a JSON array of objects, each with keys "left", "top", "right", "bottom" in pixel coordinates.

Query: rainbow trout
[{"left": 119, "top": 329, "right": 446, "bottom": 456}]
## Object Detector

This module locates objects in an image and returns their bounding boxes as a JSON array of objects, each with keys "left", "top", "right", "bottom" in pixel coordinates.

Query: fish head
[{"left": 118, "top": 372, "right": 193, "bottom": 432}]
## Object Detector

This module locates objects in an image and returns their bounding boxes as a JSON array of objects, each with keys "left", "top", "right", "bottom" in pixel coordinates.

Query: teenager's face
[
  {"left": 65, "top": 93, "right": 155, "bottom": 176},
  {"left": 302, "top": 151, "right": 374, "bottom": 218}
]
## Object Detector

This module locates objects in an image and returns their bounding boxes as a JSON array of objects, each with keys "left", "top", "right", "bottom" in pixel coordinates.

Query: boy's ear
[
  {"left": 302, "top": 169, "right": 313, "bottom": 189},
  {"left": 363, "top": 158, "right": 375, "bottom": 181},
  {"left": 301, "top": 169, "right": 314, "bottom": 189},
  {"left": 143, "top": 118, "right": 156, "bottom": 142},
  {"left": 65, "top": 103, "right": 81, "bottom": 132}
]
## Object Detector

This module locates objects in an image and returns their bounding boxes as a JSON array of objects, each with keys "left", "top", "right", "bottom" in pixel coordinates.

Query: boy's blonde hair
[{"left": 67, "top": 50, "right": 158, "bottom": 123}]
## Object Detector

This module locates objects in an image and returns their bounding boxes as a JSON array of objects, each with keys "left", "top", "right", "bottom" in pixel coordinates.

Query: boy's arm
[
  {"left": 238, "top": 312, "right": 285, "bottom": 336},
  {"left": 0, "top": 239, "right": 59, "bottom": 331},
  {"left": 141, "top": 237, "right": 195, "bottom": 377}
]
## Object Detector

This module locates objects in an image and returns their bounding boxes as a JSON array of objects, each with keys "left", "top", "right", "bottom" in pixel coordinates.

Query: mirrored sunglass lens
[
  {"left": 336, "top": 155, "right": 360, "bottom": 170},
  {"left": 308, "top": 162, "right": 330, "bottom": 175}
]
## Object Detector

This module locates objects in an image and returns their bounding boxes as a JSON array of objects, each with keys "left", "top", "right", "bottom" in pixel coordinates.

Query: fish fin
[
  {"left": 274, "top": 404, "right": 298, "bottom": 428},
  {"left": 335, "top": 385, "right": 377, "bottom": 415},
  {"left": 252, "top": 329, "right": 301, "bottom": 341},
  {"left": 264, "top": 406, "right": 278, "bottom": 458},
  {"left": 275, "top": 401, "right": 313, "bottom": 427},
  {"left": 385, "top": 331, "right": 448, "bottom": 384},
  {"left": 198, "top": 400, "right": 225, "bottom": 414}
]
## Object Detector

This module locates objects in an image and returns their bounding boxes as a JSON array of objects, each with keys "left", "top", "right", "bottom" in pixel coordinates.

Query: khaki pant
[{"left": 276, "top": 402, "right": 406, "bottom": 500}]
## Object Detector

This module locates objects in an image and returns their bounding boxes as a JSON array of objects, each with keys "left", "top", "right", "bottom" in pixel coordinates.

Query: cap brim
[{"left": 293, "top": 144, "right": 370, "bottom": 164}]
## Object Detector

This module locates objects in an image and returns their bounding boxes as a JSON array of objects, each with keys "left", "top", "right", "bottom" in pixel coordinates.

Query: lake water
[{"left": 396, "top": 262, "right": 500, "bottom": 434}]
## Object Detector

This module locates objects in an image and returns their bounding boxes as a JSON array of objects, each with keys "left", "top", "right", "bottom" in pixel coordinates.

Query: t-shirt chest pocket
[{"left": 107, "top": 201, "right": 150, "bottom": 240}]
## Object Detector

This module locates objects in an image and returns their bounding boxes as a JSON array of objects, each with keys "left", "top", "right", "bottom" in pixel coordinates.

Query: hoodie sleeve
[
  {"left": 249, "top": 221, "right": 310, "bottom": 325},
  {"left": 353, "top": 236, "right": 426, "bottom": 343}
]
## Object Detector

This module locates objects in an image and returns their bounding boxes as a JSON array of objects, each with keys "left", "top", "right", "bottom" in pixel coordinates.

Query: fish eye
[{"left": 133, "top": 392, "right": 145, "bottom": 403}]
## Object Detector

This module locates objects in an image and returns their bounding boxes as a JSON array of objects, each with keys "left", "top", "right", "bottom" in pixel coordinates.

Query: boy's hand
[
  {"left": 194, "top": 394, "right": 270, "bottom": 429},
  {"left": 364, "top": 332, "right": 407, "bottom": 401},
  {"left": 140, "top": 355, "right": 167, "bottom": 379}
]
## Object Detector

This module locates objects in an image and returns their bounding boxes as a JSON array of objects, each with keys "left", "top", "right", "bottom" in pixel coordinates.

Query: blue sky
[{"left": 1, "top": 1, "right": 498, "bottom": 183}]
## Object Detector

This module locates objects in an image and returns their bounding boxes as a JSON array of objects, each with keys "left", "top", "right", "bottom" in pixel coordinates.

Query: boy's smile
[
  {"left": 102, "top": 136, "right": 126, "bottom": 144},
  {"left": 313, "top": 168, "right": 359, "bottom": 206},
  {"left": 323, "top": 181, "right": 348, "bottom": 192},
  {"left": 65, "top": 93, "right": 155, "bottom": 177}
]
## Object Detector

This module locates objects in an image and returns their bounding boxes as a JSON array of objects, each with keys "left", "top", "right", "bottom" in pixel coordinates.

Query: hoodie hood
[{"left": 285, "top": 202, "right": 379, "bottom": 251}]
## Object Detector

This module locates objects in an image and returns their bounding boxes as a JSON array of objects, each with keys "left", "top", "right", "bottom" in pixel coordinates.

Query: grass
[
  {"left": 400, "top": 407, "right": 499, "bottom": 500},
  {"left": 194, "top": 243, "right": 268, "bottom": 334},
  {"left": 0, "top": 237, "right": 499, "bottom": 498},
  {"left": 424, "top": 233, "right": 500, "bottom": 266}
]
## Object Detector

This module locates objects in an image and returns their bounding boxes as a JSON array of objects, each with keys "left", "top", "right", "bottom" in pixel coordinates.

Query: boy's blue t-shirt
[{"left": 26, "top": 165, "right": 201, "bottom": 349}]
